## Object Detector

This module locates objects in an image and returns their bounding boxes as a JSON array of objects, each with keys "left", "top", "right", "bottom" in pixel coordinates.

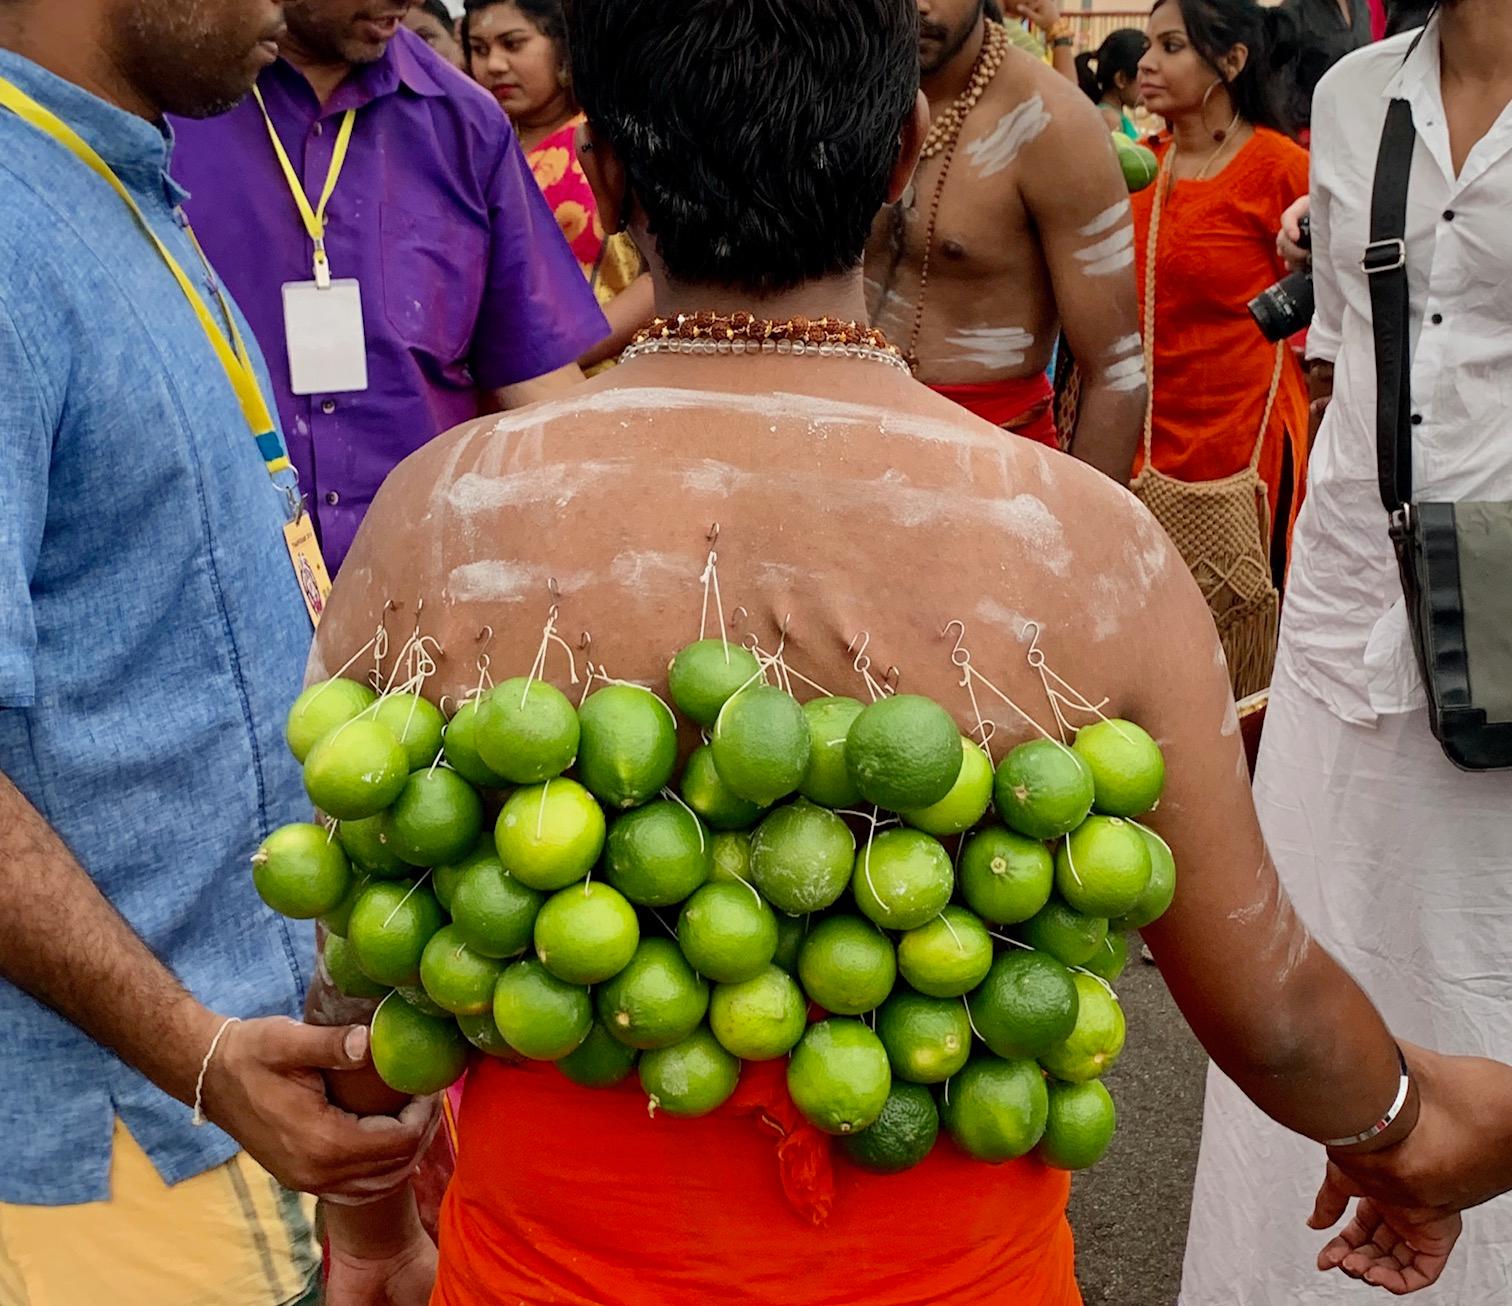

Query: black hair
[
  {"left": 1075, "top": 29, "right": 1149, "bottom": 104},
  {"left": 415, "top": 0, "right": 455, "bottom": 30},
  {"left": 1152, "top": 0, "right": 1301, "bottom": 135},
  {"left": 461, "top": 0, "right": 566, "bottom": 51},
  {"left": 567, "top": 0, "right": 920, "bottom": 295},
  {"left": 1385, "top": 0, "right": 1436, "bottom": 37}
]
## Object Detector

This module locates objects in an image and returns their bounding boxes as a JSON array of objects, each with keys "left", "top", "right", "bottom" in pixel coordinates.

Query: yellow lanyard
[
  {"left": 253, "top": 88, "right": 356, "bottom": 289},
  {"left": 0, "top": 76, "right": 293, "bottom": 483}
]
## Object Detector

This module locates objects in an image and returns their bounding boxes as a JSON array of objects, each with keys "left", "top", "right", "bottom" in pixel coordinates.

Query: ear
[
  {"left": 576, "top": 120, "right": 628, "bottom": 235},
  {"left": 1222, "top": 42, "right": 1249, "bottom": 81},
  {"left": 885, "top": 90, "right": 930, "bottom": 206}
]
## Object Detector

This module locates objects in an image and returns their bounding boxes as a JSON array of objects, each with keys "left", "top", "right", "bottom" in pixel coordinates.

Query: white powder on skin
[
  {"left": 963, "top": 97, "right": 1053, "bottom": 178},
  {"left": 1078, "top": 200, "right": 1131, "bottom": 238},
  {"left": 944, "top": 325, "right": 1036, "bottom": 370},
  {"left": 1075, "top": 225, "right": 1136, "bottom": 277}
]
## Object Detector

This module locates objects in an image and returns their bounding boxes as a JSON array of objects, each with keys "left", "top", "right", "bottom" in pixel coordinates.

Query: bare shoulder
[{"left": 984, "top": 47, "right": 1110, "bottom": 152}]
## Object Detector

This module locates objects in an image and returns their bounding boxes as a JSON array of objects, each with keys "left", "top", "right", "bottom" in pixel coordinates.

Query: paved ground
[{"left": 1066, "top": 953, "right": 1209, "bottom": 1306}]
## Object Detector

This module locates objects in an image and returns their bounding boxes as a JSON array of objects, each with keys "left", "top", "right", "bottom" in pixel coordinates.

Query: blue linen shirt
[{"left": 0, "top": 51, "right": 316, "bottom": 1205}]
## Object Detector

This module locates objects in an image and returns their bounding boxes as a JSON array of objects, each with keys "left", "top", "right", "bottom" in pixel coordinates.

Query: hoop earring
[
  {"left": 557, "top": 66, "right": 571, "bottom": 89},
  {"left": 1199, "top": 78, "right": 1228, "bottom": 142}
]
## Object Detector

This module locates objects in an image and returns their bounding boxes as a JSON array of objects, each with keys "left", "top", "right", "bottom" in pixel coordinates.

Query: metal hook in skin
[
  {"left": 884, "top": 665, "right": 901, "bottom": 692},
  {"left": 942, "top": 619, "right": 972, "bottom": 670},
  {"left": 548, "top": 576, "right": 561, "bottom": 601},
  {"left": 578, "top": 630, "right": 593, "bottom": 655},
  {"left": 729, "top": 605, "right": 748, "bottom": 630},
  {"left": 707, "top": 522, "right": 720, "bottom": 546}
]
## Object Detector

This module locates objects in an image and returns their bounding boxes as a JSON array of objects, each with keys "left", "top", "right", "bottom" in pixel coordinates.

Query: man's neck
[
  {"left": 921, "top": 17, "right": 986, "bottom": 107},
  {"left": 277, "top": 28, "right": 353, "bottom": 106},
  {"left": 0, "top": 15, "right": 159, "bottom": 119},
  {"left": 1439, "top": 0, "right": 1512, "bottom": 87},
  {"left": 653, "top": 269, "right": 872, "bottom": 329}
]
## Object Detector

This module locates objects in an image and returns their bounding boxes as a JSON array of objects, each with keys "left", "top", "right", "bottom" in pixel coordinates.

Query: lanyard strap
[
  {"left": 253, "top": 88, "right": 355, "bottom": 289},
  {"left": 0, "top": 76, "right": 292, "bottom": 483}
]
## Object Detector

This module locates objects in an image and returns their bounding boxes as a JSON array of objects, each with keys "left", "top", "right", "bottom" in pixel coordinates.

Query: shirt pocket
[{"left": 379, "top": 201, "right": 487, "bottom": 365}]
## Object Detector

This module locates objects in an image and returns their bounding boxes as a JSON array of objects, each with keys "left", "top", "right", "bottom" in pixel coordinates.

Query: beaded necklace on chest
[{"left": 623, "top": 312, "right": 912, "bottom": 374}]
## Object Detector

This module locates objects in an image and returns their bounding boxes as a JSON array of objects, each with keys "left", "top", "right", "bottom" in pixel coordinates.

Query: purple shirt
[{"left": 172, "top": 29, "right": 608, "bottom": 570}]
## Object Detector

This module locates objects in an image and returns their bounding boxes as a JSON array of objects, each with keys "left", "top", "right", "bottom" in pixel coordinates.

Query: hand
[
  {"left": 200, "top": 1016, "right": 441, "bottom": 1200},
  {"left": 1013, "top": 0, "right": 1063, "bottom": 34},
  {"left": 1277, "top": 194, "right": 1311, "bottom": 271},
  {"left": 1310, "top": 1164, "right": 1462, "bottom": 1294},
  {"left": 327, "top": 1230, "right": 438, "bottom": 1306}
]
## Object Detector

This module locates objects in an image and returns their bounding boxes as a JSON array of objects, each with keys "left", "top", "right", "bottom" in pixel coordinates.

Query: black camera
[{"left": 1248, "top": 216, "right": 1313, "bottom": 342}]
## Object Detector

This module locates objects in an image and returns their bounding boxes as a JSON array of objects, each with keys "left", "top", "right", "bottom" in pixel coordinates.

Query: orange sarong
[
  {"left": 432, "top": 1058, "right": 1082, "bottom": 1305},
  {"left": 929, "top": 373, "right": 1060, "bottom": 451}
]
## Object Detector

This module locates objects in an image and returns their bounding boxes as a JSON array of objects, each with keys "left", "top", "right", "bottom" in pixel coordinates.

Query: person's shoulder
[
  {"left": 995, "top": 43, "right": 1103, "bottom": 130},
  {"left": 395, "top": 27, "right": 504, "bottom": 124},
  {"left": 985, "top": 45, "right": 1116, "bottom": 170}
]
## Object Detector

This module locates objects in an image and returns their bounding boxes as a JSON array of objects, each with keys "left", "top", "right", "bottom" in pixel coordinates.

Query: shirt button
[
  {"left": 325, "top": 491, "right": 340, "bottom": 506},
  {"left": 1431, "top": 313, "right": 1444, "bottom": 325},
  {"left": 1443, "top": 209, "right": 1456, "bottom": 222},
  {"left": 1411, "top": 413, "right": 1424, "bottom": 426},
  {"left": 321, "top": 399, "right": 336, "bottom": 414}
]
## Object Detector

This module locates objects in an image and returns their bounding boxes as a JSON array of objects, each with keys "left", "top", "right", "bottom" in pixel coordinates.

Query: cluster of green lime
[{"left": 252, "top": 640, "right": 1175, "bottom": 1176}]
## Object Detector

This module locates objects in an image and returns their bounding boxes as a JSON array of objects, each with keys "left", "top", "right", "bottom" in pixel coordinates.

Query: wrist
[
  {"left": 1046, "top": 18, "right": 1073, "bottom": 43},
  {"left": 1326, "top": 1044, "right": 1422, "bottom": 1158},
  {"left": 163, "top": 997, "right": 225, "bottom": 1108},
  {"left": 325, "top": 1185, "right": 424, "bottom": 1260}
]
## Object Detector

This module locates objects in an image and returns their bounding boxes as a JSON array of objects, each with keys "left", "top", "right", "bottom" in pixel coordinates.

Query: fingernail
[{"left": 344, "top": 1026, "right": 369, "bottom": 1061}]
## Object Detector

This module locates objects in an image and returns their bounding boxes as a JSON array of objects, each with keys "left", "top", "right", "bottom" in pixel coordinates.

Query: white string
[
  {"left": 697, "top": 545, "right": 731, "bottom": 660},
  {"left": 382, "top": 870, "right": 433, "bottom": 928},
  {"left": 659, "top": 786, "right": 708, "bottom": 854},
  {"left": 191, "top": 1016, "right": 242, "bottom": 1126},
  {"left": 846, "top": 632, "right": 888, "bottom": 703}
]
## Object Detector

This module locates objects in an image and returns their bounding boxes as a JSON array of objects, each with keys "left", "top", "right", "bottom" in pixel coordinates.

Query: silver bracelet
[{"left": 1324, "top": 1045, "right": 1412, "bottom": 1148}]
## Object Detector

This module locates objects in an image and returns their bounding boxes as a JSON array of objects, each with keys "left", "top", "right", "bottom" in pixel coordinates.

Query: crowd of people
[{"left": 0, "top": 0, "right": 1509, "bottom": 1303}]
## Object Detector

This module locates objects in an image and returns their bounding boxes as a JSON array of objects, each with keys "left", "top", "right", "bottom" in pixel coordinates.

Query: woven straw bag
[{"left": 1132, "top": 152, "right": 1284, "bottom": 701}]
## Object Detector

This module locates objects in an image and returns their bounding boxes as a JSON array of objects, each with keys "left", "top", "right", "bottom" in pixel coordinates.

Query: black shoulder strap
[{"left": 1367, "top": 97, "right": 1418, "bottom": 513}]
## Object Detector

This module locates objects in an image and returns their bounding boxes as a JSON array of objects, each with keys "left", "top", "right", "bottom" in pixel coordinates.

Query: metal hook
[
  {"left": 847, "top": 631, "right": 873, "bottom": 676},
  {"left": 1023, "top": 620, "right": 1047, "bottom": 669},
  {"left": 942, "top": 619, "right": 972, "bottom": 670},
  {"left": 578, "top": 630, "right": 593, "bottom": 654},
  {"left": 548, "top": 576, "right": 560, "bottom": 600},
  {"left": 475, "top": 625, "right": 494, "bottom": 647},
  {"left": 883, "top": 665, "right": 900, "bottom": 692},
  {"left": 706, "top": 522, "right": 720, "bottom": 545},
  {"left": 729, "top": 605, "right": 748, "bottom": 630}
]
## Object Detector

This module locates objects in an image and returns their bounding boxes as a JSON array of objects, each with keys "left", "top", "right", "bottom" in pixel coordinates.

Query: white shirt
[{"left": 1283, "top": 17, "right": 1512, "bottom": 724}]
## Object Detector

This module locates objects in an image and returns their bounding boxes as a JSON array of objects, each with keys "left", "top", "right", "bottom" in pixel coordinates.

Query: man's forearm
[
  {"left": 0, "top": 771, "right": 217, "bottom": 1104},
  {"left": 1068, "top": 378, "right": 1143, "bottom": 483}
]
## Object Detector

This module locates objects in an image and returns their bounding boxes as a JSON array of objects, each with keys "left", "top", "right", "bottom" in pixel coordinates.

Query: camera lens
[{"left": 1248, "top": 270, "right": 1315, "bottom": 342}]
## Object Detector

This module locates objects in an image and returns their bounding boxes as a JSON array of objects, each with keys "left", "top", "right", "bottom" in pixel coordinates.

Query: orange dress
[
  {"left": 431, "top": 1057, "right": 1082, "bottom": 1305},
  {"left": 1131, "top": 128, "right": 1311, "bottom": 561}
]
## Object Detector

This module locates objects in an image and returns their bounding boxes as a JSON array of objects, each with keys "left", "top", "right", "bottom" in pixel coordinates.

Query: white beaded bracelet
[
  {"left": 1324, "top": 1045, "right": 1412, "bottom": 1149},
  {"left": 191, "top": 1015, "right": 242, "bottom": 1127}
]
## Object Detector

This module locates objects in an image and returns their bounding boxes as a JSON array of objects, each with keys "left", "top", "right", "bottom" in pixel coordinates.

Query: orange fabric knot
[{"left": 727, "top": 1058, "right": 835, "bottom": 1226}]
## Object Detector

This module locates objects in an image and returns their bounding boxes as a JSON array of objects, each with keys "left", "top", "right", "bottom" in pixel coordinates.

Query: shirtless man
[
  {"left": 308, "top": 1, "right": 1512, "bottom": 1300},
  {"left": 866, "top": 0, "right": 1144, "bottom": 480}
]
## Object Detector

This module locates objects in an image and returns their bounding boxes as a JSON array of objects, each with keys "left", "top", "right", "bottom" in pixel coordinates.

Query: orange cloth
[
  {"left": 929, "top": 373, "right": 1060, "bottom": 450},
  {"left": 431, "top": 1057, "right": 1082, "bottom": 1306},
  {"left": 1131, "top": 129, "right": 1311, "bottom": 551}
]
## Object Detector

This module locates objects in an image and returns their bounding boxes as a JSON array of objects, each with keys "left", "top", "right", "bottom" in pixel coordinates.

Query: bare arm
[
  {"left": 1011, "top": 0, "right": 1078, "bottom": 83},
  {"left": 580, "top": 274, "right": 655, "bottom": 370},
  {"left": 486, "top": 361, "right": 586, "bottom": 414},
  {"left": 1021, "top": 88, "right": 1144, "bottom": 481}
]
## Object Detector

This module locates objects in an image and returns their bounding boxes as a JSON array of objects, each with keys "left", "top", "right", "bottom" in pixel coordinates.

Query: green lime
[
  {"left": 1039, "top": 972, "right": 1126, "bottom": 1082},
  {"left": 495, "top": 779, "right": 606, "bottom": 891},
  {"left": 1054, "top": 816, "right": 1151, "bottom": 919},
  {"left": 1018, "top": 898, "right": 1108, "bottom": 968},
  {"left": 372, "top": 693, "right": 447, "bottom": 772},
  {"left": 457, "top": 1009, "right": 521, "bottom": 1060},
  {"left": 492, "top": 958, "right": 593, "bottom": 1060},
  {"left": 558, "top": 1021, "right": 639, "bottom": 1088},
  {"left": 994, "top": 739, "right": 1094, "bottom": 840},
  {"left": 852, "top": 828, "right": 954, "bottom": 931},
  {"left": 1084, "top": 931, "right": 1129, "bottom": 984},
  {"left": 251, "top": 823, "right": 351, "bottom": 919},
  {"left": 708, "top": 830, "right": 754, "bottom": 886},
  {"left": 346, "top": 879, "right": 446, "bottom": 988},
  {"left": 449, "top": 853, "right": 544, "bottom": 958},
  {"left": 680, "top": 744, "right": 766, "bottom": 831},
  {"left": 576, "top": 684, "right": 678, "bottom": 810},
  {"left": 844, "top": 695, "right": 962, "bottom": 812},
  {"left": 667, "top": 639, "right": 763, "bottom": 726},
  {"left": 640, "top": 1026, "right": 741, "bottom": 1118},
  {"left": 322, "top": 930, "right": 388, "bottom": 999},
  {"left": 441, "top": 699, "right": 512, "bottom": 790},
  {"left": 596, "top": 938, "right": 709, "bottom": 1049},
  {"left": 787, "top": 1018, "right": 892, "bottom": 1135},
  {"left": 1039, "top": 1079, "right": 1118, "bottom": 1169},
  {"left": 797, "top": 915, "right": 896, "bottom": 1015},
  {"left": 397, "top": 984, "right": 450, "bottom": 1018},
  {"left": 967, "top": 949, "right": 1080, "bottom": 1059},
  {"left": 942, "top": 1056, "right": 1049, "bottom": 1162},
  {"left": 475, "top": 678, "right": 580, "bottom": 784},
  {"left": 901, "top": 739, "right": 993, "bottom": 836},
  {"left": 1115, "top": 135, "right": 1160, "bottom": 191},
  {"left": 319, "top": 872, "right": 371, "bottom": 938},
  {"left": 839, "top": 1082, "right": 939, "bottom": 1174},
  {"left": 749, "top": 799, "right": 855, "bottom": 914},
  {"left": 1073, "top": 719, "right": 1165, "bottom": 817},
  {"left": 383, "top": 767, "right": 484, "bottom": 868},
  {"left": 605, "top": 800, "right": 713, "bottom": 906},
  {"left": 773, "top": 912, "right": 806, "bottom": 974},
  {"left": 896, "top": 906, "right": 994, "bottom": 998},
  {"left": 798, "top": 696, "right": 865, "bottom": 808},
  {"left": 286, "top": 678, "right": 376, "bottom": 763},
  {"left": 876, "top": 991, "right": 971, "bottom": 1084},
  {"left": 303, "top": 720, "right": 409, "bottom": 820},
  {"left": 958, "top": 826, "right": 1054, "bottom": 925},
  {"left": 370, "top": 994, "right": 469, "bottom": 1095},
  {"left": 433, "top": 837, "right": 493, "bottom": 913},
  {"left": 708, "top": 965, "right": 807, "bottom": 1060},
  {"left": 678, "top": 882, "right": 778, "bottom": 983},
  {"left": 336, "top": 814, "right": 408, "bottom": 880},
  {"left": 1110, "top": 825, "right": 1177, "bottom": 931},
  {"left": 710, "top": 685, "right": 811, "bottom": 806},
  {"left": 533, "top": 882, "right": 640, "bottom": 984},
  {"left": 419, "top": 924, "right": 506, "bottom": 1016}
]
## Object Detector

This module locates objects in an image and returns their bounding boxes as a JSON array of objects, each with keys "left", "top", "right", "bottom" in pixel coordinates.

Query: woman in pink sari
[{"left": 464, "top": 0, "right": 653, "bottom": 371}]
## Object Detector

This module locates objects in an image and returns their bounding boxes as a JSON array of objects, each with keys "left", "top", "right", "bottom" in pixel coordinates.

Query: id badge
[
  {"left": 283, "top": 515, "right": 333, "bottom": 627},
  {"left": 283, "top": 279, "right": 368, "bottom": 395}
]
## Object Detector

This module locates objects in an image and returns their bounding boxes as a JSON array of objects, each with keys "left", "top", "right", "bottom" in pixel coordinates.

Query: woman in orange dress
[
  {"left": 463, "top": 0, "right": 652, "bottom": 371},
  {"left": 1133, "top": 0, "right": 1311, "bottom": 586}
]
